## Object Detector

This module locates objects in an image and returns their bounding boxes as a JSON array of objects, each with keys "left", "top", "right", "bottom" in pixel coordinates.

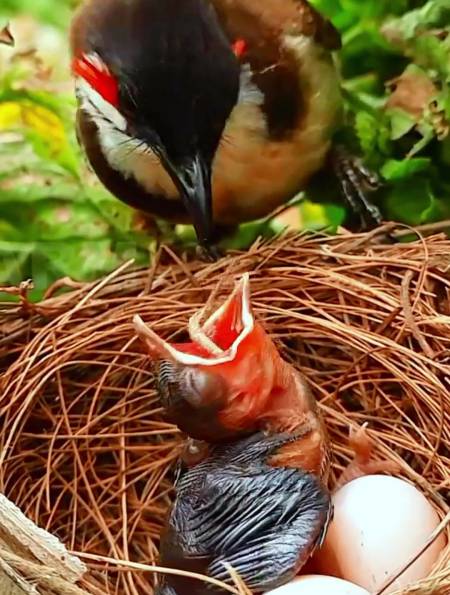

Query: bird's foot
[
  {"left": 331, "top": 145, "right": 383, "bottom": 231},
  {"left": 195, "top": 244, "right": 224, "bottom": 262},
  {"left": 335, "top": 423, "right": 400, "bottom": 490}
]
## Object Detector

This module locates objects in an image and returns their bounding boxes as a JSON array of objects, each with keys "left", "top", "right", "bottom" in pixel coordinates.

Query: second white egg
[{"left": 267, "top": 575, "right": 369, "bottom": 594}]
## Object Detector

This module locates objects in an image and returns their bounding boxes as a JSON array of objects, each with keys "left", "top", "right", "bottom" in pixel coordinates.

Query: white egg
[
  {"left": 267, "top": 575, "right": 369, "bottom": 594},
  {"left": 314, "top": 475, "right": 446, "bottom": 594}
]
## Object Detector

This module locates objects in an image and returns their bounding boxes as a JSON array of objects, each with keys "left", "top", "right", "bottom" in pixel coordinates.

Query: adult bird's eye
[{"left": 72, "top": 52, "right": 119, "bottom": 107}]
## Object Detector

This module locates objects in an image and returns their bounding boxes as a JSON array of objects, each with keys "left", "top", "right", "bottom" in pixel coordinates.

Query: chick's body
[
  {"left": 157, "top": 432, "right": 331, "bottom": 595},
  {"left": 135, "top": 276, "right": 332, "bottom": 594}
]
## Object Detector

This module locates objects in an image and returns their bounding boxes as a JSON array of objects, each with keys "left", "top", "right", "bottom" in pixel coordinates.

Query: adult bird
[{"left": 70, "top": 0, "right": 381, "bottom": 253}]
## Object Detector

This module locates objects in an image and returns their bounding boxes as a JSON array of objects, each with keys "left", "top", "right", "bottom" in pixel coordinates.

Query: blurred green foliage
[
  {"left": 0, "top": 0, "right": 150, "bottom": 299},
  {"left": 310, "top": 0, "right": 450, "bottom": 227},
  {"left": 0, "top": 0, "right": 449, "bottom": 297},
  {"left": 1, "top": 0, "right": 75, "bottom": 29}
]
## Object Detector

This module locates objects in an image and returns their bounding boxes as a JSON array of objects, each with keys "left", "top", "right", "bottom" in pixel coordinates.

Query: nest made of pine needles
[{"left": 0, "top": 227, "right": 449, "bottom": 595}]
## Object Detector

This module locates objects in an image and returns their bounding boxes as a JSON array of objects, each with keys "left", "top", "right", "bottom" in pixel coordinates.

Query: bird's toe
[
  {"left": 335, "top": 423, "right": 401, "bottom": 489},
  {"left": 331, "top": 145, "right": 383, "bottom": 231},
  {"left": 195, "top": 244, "right": 224, "bottom": 262}
]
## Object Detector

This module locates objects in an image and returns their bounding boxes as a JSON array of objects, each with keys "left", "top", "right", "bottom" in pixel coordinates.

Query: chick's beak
[
  {"left": 133, "top": 274, "right": 253, "bottom": 365},
  {"left": 162, "top": 152, "right": 213, "bottom": 246},
  {"left": 134, "top": 274, "right": 289, "bottom": 437}
]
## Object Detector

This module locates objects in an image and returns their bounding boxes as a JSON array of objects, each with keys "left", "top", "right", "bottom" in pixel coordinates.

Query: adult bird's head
[
  {"left": 134, "top": 274, "right": 313, "bottom": 442},
  {"left": 70, "top": 0, "right": 241, "bottom": 246}
]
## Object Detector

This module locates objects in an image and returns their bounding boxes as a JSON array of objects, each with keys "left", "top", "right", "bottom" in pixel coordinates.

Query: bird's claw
[
  {"left": 195, "top": 244, "right": 224, "bottom": 262},
  {"left": 331, "top": 146, "right": 383, "bottom": 231}
]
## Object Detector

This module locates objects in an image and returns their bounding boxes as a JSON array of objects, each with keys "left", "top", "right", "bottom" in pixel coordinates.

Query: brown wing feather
[
  {"left": 210, "top": 0, "right": 340, "bottom": 139},
  {"left": 211, "top": 0, "right": 341, "bottom": 50}
]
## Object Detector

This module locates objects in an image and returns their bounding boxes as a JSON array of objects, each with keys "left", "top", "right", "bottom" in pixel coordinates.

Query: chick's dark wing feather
[{"left": 170, "top": 461, "right": 331, "bottom": 592}]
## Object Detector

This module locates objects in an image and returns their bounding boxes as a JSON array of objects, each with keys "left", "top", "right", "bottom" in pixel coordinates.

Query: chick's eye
[
  {"left": 183, "top": 369, "right": 227, "bottom": 410},
  {"left": 72, "top": 53, "right": 119, "bottom": 107}
]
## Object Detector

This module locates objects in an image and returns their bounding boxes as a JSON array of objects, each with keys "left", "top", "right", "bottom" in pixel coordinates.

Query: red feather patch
[
  {"left": 232, "top": 39, "right": 247, "bottom": 59},
  {"left": 72, "top": 53, "right": 119, "bottom": 107}
]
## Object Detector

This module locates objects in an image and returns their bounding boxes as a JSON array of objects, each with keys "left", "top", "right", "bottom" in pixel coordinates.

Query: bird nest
[{"left": 0, "top": 228, "right": 449, "bottom": 595}]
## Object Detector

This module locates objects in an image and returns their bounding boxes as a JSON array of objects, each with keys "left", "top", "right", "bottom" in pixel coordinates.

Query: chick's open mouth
[{"left": 133, "top": 273, "right": 254, "bottom": 365}]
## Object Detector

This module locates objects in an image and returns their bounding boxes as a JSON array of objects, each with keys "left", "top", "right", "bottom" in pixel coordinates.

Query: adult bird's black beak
[{"left": 161, "top": 152, "right": 214, "bottom": 247}]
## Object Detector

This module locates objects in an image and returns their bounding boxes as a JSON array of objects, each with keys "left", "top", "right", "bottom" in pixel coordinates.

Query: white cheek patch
[
  {"left": 238, "top": 64, "right": 264, "bottom": 107},
  {"left": 75, "top": 76, "right": 138, "bottom": 176},
  {"left": 75, "top": 77, "right": 178, "bottom": 197}
]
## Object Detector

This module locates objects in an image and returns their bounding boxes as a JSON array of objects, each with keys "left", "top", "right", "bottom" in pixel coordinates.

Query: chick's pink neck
[
  {"left": 217, "top": 326, "right": 316, "bottom": 434},
  {"left": 262, "top": 359, "right": 318, "bottom": 432}
]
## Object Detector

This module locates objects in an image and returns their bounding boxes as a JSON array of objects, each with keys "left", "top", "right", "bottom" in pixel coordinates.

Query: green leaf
[
  {"left": 301, "top": 200, "right": 345, "bottom": 231},
  {"left": 355, "top": 110, "right": 391, "bottom": 158},
  {"left": 409, "top": 121, "right": 436, "bottom": 157},
  {"left": 174, "top": 224, "right": 197, "bottom": 244},
  {"left": 0, "top": 243, "right": 34, "bottom": 285},
  {"left": 0, "top": 0, "right": 73, "bottom": 28},
  {"left": 0, "top": 219, "right": 21, "bottom": 241},
  {"left": 440, "top": 137, "right": 450, "bottom": 165},
  {"left": 383, "top": 1, "right": 450, "bottom": 43},
  {"left": 413, "top": 35, "right": 450, "bottom": 79},
  {"left": 0, "top": 181, "right": 81, "bottom": 204},
  {"left": 36, "top": 239, "right": 121, "bottom": 280},
  {"left": 222, "top": 221, "right": 274, "bottom": 251},
  {"left": 381, "top": 158, "right": 431, "bottom": 181},
  {"left": 387, "top": 108, "right": 416, "bottom": 140},
  {"left": 384, "top": 177, "right": 438, "bottom": 225},
  {"left": 32, "top": 202, "right": 111, "bottom": 241},
  {"left": 310, "top": 0, "right": 342, "bottom": 18},
  {"left": 355, "top": 111, "right": 379, "bottom": 154}
]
